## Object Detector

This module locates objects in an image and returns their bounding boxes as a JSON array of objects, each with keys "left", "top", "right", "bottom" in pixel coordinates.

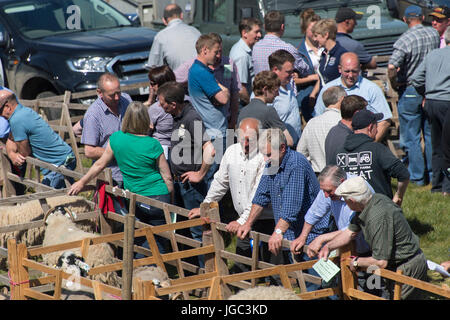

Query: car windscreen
[
  {"left": 2, "top": 0, "right": 131, "bottom": 39},
  {"left": 263, "top": 0, "right": 383, "bottom": 11}
]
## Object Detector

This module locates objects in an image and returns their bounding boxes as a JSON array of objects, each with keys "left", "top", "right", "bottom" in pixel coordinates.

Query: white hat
[{"left": 335, "top": 176, "right": 369, "bottom": 198}]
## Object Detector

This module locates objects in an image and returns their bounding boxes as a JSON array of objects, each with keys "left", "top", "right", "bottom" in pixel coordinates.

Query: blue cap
[
  {"left": 404, "top": 5, "right": 422, "bottom": 18},
  {"left": 0, "top": 117, "right": 10, "bottom": 139}
]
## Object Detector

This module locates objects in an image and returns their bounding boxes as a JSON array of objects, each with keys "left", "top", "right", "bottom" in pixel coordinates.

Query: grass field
[{"left": 396, "top": 182, "right": 450, "bottom": 289}]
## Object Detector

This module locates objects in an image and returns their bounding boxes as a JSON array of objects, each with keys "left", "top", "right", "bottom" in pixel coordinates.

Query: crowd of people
[{"left": 1, "top": 3, "right": 449, "bottom": 300}]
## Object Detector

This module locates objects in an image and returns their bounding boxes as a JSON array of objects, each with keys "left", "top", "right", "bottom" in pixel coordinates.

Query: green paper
[{"left": 312, "top": 258, "right": 341, "bottom": 283}]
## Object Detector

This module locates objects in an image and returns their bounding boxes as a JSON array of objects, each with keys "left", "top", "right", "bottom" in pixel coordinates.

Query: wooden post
[
  {"left": 339, "top": 243, "right": 357, "bottom": 300},
  {"left": 61, "top": 91, "right": 82, "bottom": 171},
  {"left": 201, "top": 202, "right": 215, "bottom": 274},
  {"left": 393, "top": 269, "right": 403, "bottom": 300},
  {"left": 1, "top": 149, "right": 16, "bottom": 197},
  {"left": 207, "top": 202, "right": 232, "bottom": 299},
  {"left": 121, "top": 193, "right": 136, "bottom": 300},
  {"left": 250, "top": 232, "right": 260, "bottom": 287}
]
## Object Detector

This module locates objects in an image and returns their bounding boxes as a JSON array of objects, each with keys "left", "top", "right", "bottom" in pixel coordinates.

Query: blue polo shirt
[
  {"left": 188, "top": 59, "right": 227, "bottom": 138},
  {"left": 9, "top": 104, "right": 73, "bottom": 172},
  {"left": 318, "top": 42, "right": 348, "bottom": 85}
]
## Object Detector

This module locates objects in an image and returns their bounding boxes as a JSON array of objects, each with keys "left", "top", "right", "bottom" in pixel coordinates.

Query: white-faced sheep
[
  {"left": 0, "top": 195, "right": 94, "bottom": 249},
  {"left": 43, "top": 211, "right": 121, "bottom": 289},
  {"left": 227, "top": 286, "right": 302, "bottom": 300}
]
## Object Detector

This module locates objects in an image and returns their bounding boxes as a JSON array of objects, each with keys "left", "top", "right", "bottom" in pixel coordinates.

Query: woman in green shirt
[{"left": 68, "top": 101, "right": 173, "bottom": 254}]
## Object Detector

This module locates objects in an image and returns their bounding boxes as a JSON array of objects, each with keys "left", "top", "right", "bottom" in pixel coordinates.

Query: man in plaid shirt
[
  {"left": 388, "top": 5, "right": 439, "bottom": 187},
  {"left": 252, "top": 10, "right": 309, "bottom": 77},
  {"left": 237, "top": 128, "right": 328, "bottom": 289}
]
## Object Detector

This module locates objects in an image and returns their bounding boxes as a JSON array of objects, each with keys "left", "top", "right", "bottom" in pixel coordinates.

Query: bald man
[
  {"left": 0, "top": 89, "right": 75, "bottom": 189},
  {"left": 146, "top": 3, "right": 201, "bottom": 71},
  {"left": 189, "top": 117, "right": 274, "bottom": 273},
  {"left": 315, "top": 52, "right": 392, "bottom": 142}
]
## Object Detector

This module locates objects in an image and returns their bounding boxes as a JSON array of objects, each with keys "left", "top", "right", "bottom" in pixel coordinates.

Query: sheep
[
  {"left": 132, "top": 266, "right": 183, "bottom": 300},
  {"left": 227, "top": 285, "right": 302, "bottom": 300},
  {"left": 42, "top": 211, "right": 121, "bottom": 289},
  {"left": 0, "top": 195, "right": 93, "bottom": 249}
]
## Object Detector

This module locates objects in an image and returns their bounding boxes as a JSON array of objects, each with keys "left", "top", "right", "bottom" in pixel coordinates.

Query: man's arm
[
  {"left": 6, "top": 138, "right": 26, "bottom": 166},
  {"left": 237, "top": 203, "right": 264, "bottom": 240},
  {"left": 375, "top": 119, "right": 391, "bottom": 142},
  {"left": 318, "top": 228, "right": 356, "bottom": 260},
  {"left": 84, "top": 145, "right": 106, "bottom": 160},
  {"left": 269, "top": 218, "right": 290, "bottom": 255},
  {"left": 181, "top": 140, "right": 215, "bottom": 183},
  {"left": 214, "top": 83, "right": 230, "bottom": 106}
]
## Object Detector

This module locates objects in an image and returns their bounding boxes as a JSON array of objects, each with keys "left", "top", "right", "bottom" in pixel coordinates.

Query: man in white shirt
[
  {"left": 146, "top": 3, "right": 201, "bottom": 71},
  {"left": 297, "top": 86, "right": 347, "bottom": 174},
  {"left": 189, "top": 117, "right": 274, "bottom": 272}
]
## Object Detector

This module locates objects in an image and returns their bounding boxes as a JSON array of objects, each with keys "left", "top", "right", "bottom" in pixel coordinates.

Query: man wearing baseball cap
[
  {"left": 388, "top": 5, "right": 440, "bottom": 187},
  {"left": 429, "top": 6, "right": 450, "bottom": 48},
  {"left": 330, "top": 109, "right": 410, "bottom": 205},
  {"left": 316, "top": 176, "right": 428, "bottom": 300},
  {"left": 335, "top": 7, "right": 377, "bottom": 70}
]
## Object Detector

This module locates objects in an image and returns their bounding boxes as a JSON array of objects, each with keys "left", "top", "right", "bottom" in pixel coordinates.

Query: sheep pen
[{"left": 0, "top": 195, "right": 95, "bottom": 269}]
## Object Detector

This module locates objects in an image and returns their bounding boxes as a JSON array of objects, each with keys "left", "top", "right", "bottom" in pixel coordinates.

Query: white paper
[
  {"left": 427, "top": 260, "right": 450, "bottom": 277},
  {"left": 313, "top": 258, "right": 341, "bottom": 283}
]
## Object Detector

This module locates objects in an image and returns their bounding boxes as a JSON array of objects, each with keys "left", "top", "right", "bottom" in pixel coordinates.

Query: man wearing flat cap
[
  {"left": 429, "top": 6, "right": 450, "bottom": 48},
  {"left": 335, "top": 7, "right": 377, "bottom": 70},
  {"left": 388, "top": 5, "right": 439, "bottom": 187},
  {"left": 317, "top": 176, "right": 428, "bottom": 300},
  {"left": 330, "top": 109, "right": 410, "bottom": 205}
]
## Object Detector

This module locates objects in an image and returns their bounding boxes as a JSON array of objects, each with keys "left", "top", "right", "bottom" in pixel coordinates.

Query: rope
[{"left": 8, "top": 270, "right": 30, "bottom": 300}]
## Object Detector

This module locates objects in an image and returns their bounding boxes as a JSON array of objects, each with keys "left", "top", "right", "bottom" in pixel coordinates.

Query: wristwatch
[
  {"left": 275, "top": 228, "right": 284, "bottom": 236},
  {"left": 352, "top": 256, "right": 359, "bottom": 268}
]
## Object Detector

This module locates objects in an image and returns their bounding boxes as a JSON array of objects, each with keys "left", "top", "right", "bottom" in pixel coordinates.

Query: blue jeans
[
  {"left": 174, "top": 180, "right": 208, "bottom": 268},
  {"left": 134, "top": 193, "right": 171, "bottom": 258},
  {"left": 397, "top": 86, "right": 432, "bottom": 184},
  {"left": 41, "top": 155, "right": 76, "bottom": 189}
]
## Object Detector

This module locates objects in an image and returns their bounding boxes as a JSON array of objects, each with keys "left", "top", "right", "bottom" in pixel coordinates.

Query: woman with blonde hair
[
  {"left": 68, "top": 101, "right": 173, "bottom": 254},
  {"left": 312, "top": 18, "right": 348, "bottom": 86},
  {"left": 296, "top": 8, "right": 322, "bottom": 121}
]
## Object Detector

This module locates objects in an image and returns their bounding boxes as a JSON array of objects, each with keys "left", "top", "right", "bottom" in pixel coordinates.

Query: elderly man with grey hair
[
  {"left": 188, "top": 117, "right": 274, "bottom": 273},
  {"left": 317, "top": 176, "right": 428, "bottom": 300},
  {"left": 297, "top": 86, "right": 347, "bottom": 175}
]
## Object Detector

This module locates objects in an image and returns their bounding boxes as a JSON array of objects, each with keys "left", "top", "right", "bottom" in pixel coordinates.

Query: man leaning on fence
[
  {"left": 317, "top": 176, "right": 428, "bottom": 300},
  {"left": 0, "top": 89, "right": 76, "bottom": 189}
]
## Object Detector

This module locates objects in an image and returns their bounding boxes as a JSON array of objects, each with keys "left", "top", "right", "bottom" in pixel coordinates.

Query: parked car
[{"left": 0, "top": 0, "right": 157, "bottom": 118}]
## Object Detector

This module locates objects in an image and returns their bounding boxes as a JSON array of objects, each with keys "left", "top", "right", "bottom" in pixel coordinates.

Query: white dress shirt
[
  {"left": 204, "top": 143, "right": 273, "bottom": 224},
  {"left": 297, "top": 107, "right": 341, "bottom": 173}
]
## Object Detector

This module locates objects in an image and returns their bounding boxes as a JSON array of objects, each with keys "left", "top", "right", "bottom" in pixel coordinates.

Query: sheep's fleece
[
  {"left": 228, "top": 286, "right": 302, "bottom": 300},
  {"left": 43, "top": 212, "right": 120, "bottom": 288}
]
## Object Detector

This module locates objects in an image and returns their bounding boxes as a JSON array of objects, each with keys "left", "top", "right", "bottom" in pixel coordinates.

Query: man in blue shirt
[
  {"left": 237, "top": 128, "right": 324, "bottom": 264},
  {"left": 315, "top": 52, "right": 392, "bottom": 142},
  {"left": 188, "top": 33, "right": 230, "bottom": 155},
  {"left": 0, "top": 89, "right": 75, "bottom": 189}
]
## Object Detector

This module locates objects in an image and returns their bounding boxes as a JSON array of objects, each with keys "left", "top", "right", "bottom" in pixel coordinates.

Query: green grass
[{"left": 397, "top": 182, "right": 450, "bottom": 289}]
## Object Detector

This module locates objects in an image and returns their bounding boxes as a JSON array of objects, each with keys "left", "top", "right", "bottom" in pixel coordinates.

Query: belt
[
  {"left": 390, "top": 250, "right": 422, "bottom": 270},
  {"left": 173, "top": 175, "right": 183, "bottom": 182}
]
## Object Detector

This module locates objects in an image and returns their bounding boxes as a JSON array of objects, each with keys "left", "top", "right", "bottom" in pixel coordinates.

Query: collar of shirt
[
  {"left": 194, "top": 59, "right": 214, "bottom": 74},
  {"left": 97, "top": 96, "right": 126, "bottom": 117},
  {"left": 279, "top": 147, "right": 293, "bottom": 171},
  {"left": 238, "top": 38, "right": 251, "bottom": 54},
  {"left": 336, "top": 32, "right": 353, "bottom": 39},
  {"left": 167, "top": 18, "right": 183, "bottom": 28},
  {"left": 173, "top": 102, "right": 192, "bottom": 122},
  {"left": 339, "top": 74, "right": 363, "bottom": 90},
  {"left": 239, "top": 144, "right": 260, "bottom": 161}
]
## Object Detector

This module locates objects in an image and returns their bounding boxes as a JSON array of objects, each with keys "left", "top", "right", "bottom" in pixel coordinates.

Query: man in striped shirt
[
  {"left": 388, "top": 5, "right": 440, "bottom": 187},
  {"left": 252, "top": 10, "right": 309, "bottom": 77}
]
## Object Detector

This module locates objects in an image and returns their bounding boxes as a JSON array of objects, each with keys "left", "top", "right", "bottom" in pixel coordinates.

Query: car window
[
  {"left": 234, "top": 0, "right": 261, "bottom": 24},
  {"left": 2, "top": 0, "right": 131, "bottom": 39},
  {"left": 204, "top": 0, "right": 227, "bottom": 23}
]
